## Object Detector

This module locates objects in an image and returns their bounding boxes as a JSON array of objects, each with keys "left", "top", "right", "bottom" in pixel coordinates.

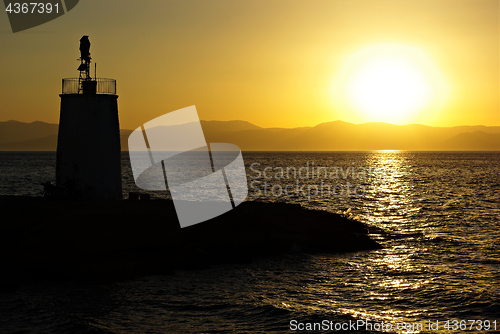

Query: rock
[{"left": 0, "top": 196, "right": 382, "bottom": 284}]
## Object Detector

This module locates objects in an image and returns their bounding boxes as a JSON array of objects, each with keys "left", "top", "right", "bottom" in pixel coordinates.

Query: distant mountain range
[{"left": 0, "top": 119, "right": 499, "bottom": 151}]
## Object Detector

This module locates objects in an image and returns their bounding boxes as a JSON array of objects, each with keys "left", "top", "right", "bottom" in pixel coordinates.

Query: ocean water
[{"left": 0, "top": 151, "right": 499, "bottom": 333}]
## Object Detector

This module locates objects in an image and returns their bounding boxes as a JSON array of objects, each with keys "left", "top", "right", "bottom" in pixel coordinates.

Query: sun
[
  {"left": 347, "top": 57, "right": 431, "bottom": 121},
  {"left": 331, "top": 44, "right": 449, "bottom": 124}
]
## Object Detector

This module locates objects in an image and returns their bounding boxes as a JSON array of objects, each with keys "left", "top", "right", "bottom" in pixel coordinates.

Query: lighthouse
[{"left": 56, "top": 36, "right": 122, "bottom": 200}]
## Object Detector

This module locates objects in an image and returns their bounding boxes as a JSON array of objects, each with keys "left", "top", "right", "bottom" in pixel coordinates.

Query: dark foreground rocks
[{"left": 0, "top": 196, "right": 381, "bottom": 287}]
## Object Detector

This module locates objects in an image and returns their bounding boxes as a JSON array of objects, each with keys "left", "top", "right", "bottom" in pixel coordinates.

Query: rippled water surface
[{"left": 0, "top": 151, "right": 499, "bottom": 333}]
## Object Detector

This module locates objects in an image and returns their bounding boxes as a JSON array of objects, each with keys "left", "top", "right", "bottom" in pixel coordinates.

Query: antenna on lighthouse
[{"left": 77, "top": 35, "right": 96, "bottom": 94}]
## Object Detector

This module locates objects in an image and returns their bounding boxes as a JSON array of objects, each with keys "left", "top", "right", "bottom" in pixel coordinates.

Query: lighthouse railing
[{"left": 62, "top": 78, "right": 116, "bottom": 95}]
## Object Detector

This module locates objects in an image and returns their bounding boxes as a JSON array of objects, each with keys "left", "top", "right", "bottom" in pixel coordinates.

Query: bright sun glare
[
  {"left": 332, "top": 44, "right": 449, "bottom": 124},
  {"left": 347, "top": 57, "right": 431, "bottom": 120}
]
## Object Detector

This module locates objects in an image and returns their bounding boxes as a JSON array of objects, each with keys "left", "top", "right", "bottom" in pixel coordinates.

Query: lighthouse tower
[{"left": 56, "top": 36, "right": 122, "bottom": 200}]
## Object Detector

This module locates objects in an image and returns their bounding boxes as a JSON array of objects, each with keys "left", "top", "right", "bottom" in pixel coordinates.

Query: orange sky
[{"left": 0, "top": 0, "right": 498, "bottom": 130}]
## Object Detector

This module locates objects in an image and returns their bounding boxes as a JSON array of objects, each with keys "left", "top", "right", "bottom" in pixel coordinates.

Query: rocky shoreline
[{"left": 0, "top": 196, "right": 382, "bottom": 288}]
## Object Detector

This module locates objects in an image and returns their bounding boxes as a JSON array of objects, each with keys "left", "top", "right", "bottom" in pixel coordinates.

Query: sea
[{"left": 0, "top": 151, "right": 498, "bottom": 333}]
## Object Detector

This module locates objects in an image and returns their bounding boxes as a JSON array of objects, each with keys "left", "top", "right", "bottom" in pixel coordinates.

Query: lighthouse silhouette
[{"left": 56, "top": 36, "right": 122, "bottom": 200}]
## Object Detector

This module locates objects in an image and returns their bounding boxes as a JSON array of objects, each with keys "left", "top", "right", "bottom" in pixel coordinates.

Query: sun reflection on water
[{"left": 364, "top": 151, "right": 422, "bottom": 228}]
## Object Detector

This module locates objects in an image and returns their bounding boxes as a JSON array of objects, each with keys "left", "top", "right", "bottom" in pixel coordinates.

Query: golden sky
[{"left": 0, "top": 0, "right": 498, "bottom": 129}]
